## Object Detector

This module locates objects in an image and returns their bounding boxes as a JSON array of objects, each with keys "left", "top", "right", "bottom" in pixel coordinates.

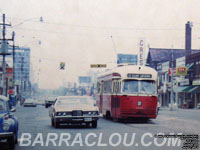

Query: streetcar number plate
[
  {"left": 138, "top": 101, "right": 142, "bottom": 106},
  {"left": 84, "top": 118, "right": 92, "bottom": 121}
]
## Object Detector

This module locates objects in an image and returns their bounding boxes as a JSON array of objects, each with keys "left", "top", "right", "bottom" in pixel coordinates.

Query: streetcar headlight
[
  {"left": 92, "top": 112, "right": 96, "bottom": 115},
  {"left": 88, "top": 112, "right": 92, "bottom": 115},
  {"left": 2, "top": 123, "right": 10, "bottom": 131},
  {"left": 63, "top": 113, "right": 66, "bottom": 116}
]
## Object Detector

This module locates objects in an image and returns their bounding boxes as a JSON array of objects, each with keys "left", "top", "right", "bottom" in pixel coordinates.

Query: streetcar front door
[{"left": 112, "top": 81, "right": 120, "bottom": 118}]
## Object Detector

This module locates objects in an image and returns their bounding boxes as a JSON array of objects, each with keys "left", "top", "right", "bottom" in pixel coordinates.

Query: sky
[{"left": 1, "top": 0, "right": 200, "bottom": 89}]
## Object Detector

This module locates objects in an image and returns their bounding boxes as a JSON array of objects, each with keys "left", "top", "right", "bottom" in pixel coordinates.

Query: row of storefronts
[{"left": 154, "top": 52, "right": 200, "bottom": 109}]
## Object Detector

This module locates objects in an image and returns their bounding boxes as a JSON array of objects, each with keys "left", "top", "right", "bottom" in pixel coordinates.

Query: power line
[
  {"left": 7, "top": 16, "right": 185, "bottom": 31},
  {"left": 12, "top": 26, "right": 190, "bottom": 40}
]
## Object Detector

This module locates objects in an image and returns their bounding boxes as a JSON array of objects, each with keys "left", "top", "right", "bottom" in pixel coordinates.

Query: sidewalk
[{"left": 160, "top": 106, "right": 200, "bottom": 112}]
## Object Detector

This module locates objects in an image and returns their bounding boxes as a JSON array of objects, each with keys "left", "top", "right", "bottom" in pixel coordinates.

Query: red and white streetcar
[{"left": 96, "top": 64, "right": 158, "bottom": 121}]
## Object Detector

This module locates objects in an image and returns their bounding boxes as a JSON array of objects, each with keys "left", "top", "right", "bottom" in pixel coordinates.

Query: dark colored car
[
  {"left": 45, "top": 97, "right": 57, "bottom": 108},
  {"left": 0, "top": 95, "right": 18, "bottom": 149}
]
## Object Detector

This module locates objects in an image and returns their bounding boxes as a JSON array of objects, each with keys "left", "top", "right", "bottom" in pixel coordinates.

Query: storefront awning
[
  {"left": 186, "top": 63, "right": 194, "bottom": 70},
  {"left": 182, "top": 86, "right": 195, "bottom": 93},
  {"left": 173, "top": 86, "right": 189, "bottom": 93},
  {"left": 188, "top": 86, "right": 200, "bottom": 93}
]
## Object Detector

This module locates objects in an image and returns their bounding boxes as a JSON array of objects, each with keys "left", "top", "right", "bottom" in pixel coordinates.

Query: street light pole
[
  {"left": 12, "top": 32, "right": 15, "bottom": 93},
  {"left": 170, "top": 50, "right": 174, "bottom": 111},
  {"left": 21, "top": 57, "right": 24, "bottom": 102}
]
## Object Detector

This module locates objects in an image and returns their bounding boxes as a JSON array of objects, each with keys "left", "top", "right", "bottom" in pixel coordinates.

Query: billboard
[
  {"left": 117, "top": 54, "right": 137, "bottom": 64},
  {"left": 78, "top": 76, "right": 91, "bottom": 84}
]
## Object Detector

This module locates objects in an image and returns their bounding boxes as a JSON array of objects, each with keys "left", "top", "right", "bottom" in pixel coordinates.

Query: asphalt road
[{"left": 1, "top": 105, "right": 200, "bottom": 150}]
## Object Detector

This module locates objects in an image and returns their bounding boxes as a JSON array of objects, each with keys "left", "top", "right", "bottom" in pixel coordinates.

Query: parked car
[
  {"left": 23, "top": 99, "right": 37, "bottom": 107},
  {"left": 0, "top": 95, "right": 18, "bottom": 149},
  {"left": 156, "top": 101, "right": 161, "bottom": 114},
  {"left": 49, "top": 96, "right": 100, "bottom": 128},
  {"left": 35, "top": 99, "right": 45, "bottom": 106},
  {"left": 45, "top": 97, "right": 57, "bottom": 108},
  {"left": 197, "top": 103, "right": 200, "bottom": 109}
]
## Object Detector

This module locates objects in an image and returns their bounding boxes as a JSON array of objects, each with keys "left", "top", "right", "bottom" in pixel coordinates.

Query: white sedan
[
  {"left": 23, "top": 99, "right": 37, "bottom": 107},
  {"left": 49, "top": 96, "right": 99, "bottom": 128}
]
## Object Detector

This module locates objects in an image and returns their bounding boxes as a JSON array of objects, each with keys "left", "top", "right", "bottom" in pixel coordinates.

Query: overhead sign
[
  {"left": 176, "top": 67, "right": 187, "bottom": 76},
  {"left": 78, "top": 76, "right": 91, "bottom": 84},
  {"left": 6, "top": 68, "right": 13, "bottom": 77},
  {"left": 161, "top": 61, "right": 169, "bottom": 72},
  {"left": 169, "top": 67, "right": 187, "bottom": 76},
  {"left": 168, "top": 68, "right": 176, "bottom": 76},
  {"left": 180, "top": 79, "right": 189, "bottom": 86},
  {"left": 139, "top": 39, "right": 145, "bottom": 66},
  {"left": 117, "top": 54, "right": 137, "bottom": 65},
  {"left": 192, "top": 80, "right": 200, "bottom": 86},
  {"left": 90, "top": 64, "right": 107, "bottom": 68},
  {"left": 60, "top": 62, "right": 65, "bottom": 70},
  {"left": 176, "top": 56, "right": 185, "bottom": 67}
]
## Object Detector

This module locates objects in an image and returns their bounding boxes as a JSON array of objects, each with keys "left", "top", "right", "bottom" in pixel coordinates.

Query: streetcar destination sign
[{"left": 127, "top": 74, "right": 152, "bottom": 78}]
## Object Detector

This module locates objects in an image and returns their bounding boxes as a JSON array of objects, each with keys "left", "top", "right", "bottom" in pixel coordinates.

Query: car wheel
[
  {"left": 92, "top": 121, "right": 97, "bottom": 128},
  {"left": 54, "top": 120, "right": 59, "bottom": 128},
  {"left": 15, "top": 134, "right": 18, "bottom": 144},
  {"left": 51, "top": 118, "right": 54, "bottom": 127},
  {"left": 8, "top": 134, "right": 15, "bottom": 149}
]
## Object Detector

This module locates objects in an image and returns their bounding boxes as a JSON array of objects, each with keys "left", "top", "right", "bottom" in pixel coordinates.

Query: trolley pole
[{"left": 170, "top": 51, "right": 174, "bottom": 111}]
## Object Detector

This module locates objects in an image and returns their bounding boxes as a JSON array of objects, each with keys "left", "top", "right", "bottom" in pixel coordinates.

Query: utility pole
[
  {"left": 21, "top": 57, "right": 24, "bottom": 101},
  {"left": 0, "top": 14, "right": 12, "bottom": 96},
  {"left": 12, "top": 32, "right": 15, "bottom": 94},
  {"left": 170, "top": 50, "right": 174, "bottom": 111}
]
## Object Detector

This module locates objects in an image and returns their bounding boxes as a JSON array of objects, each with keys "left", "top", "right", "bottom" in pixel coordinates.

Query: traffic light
[{"left": 60, "top": 62, "right": 65, "bottom": 70}]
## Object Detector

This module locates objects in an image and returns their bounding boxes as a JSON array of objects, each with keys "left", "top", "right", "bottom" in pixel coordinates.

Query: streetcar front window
[
  {"left": 123, "top": 80, "right": 138, "bottom": 93},
  {"left": 140, "top": 80, "right": 156, "bottom": 94}
]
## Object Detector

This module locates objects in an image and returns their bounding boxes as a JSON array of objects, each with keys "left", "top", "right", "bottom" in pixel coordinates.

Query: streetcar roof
[{"left": 97, "top": 65, "right": 157, "bottom": 81}]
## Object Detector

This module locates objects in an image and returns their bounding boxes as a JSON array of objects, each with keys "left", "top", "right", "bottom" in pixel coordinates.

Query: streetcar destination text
[{"left": 127, "top": 74, "right": 152, "bottom": 78}]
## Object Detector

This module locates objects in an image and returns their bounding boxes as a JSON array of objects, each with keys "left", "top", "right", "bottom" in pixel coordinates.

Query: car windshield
[
  {"left": 140, "top": 80, "right": 156, "bottom": 94},
  {"left": 0, "top": 100, "right": 7, "bottom": 112},
  {"left": 123, "top": 80, "right": 138, "bottom": 93},
  {"left": 56, "top": 97, "right": 91, "bottom": 106}
]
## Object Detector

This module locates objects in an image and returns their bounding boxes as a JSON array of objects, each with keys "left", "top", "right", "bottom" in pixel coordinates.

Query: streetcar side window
[
  {"left": 97, "top": 82, "right": 101, "bottom": 94},
  {"left": 103, "top": 80, "right": 112, "bottom": 93},
  {"left": 119, "top": 82, "right": 121, "bottom": 93},
  {"left": 113, "top": 81, "right": 119, "bottom": 94},
  {"left": 113, "top": 82, "right": 116, "bottom": 93}
]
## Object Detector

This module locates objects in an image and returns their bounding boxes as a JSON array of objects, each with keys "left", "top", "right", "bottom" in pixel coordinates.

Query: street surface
[{"left": 1, "top": 105, "right": 200, "bottom": 150}]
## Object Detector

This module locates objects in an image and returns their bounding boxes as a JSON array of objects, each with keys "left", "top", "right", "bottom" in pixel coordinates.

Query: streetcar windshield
[
  {"left": 123, "top": 80, "right": 156, "bottom": 94},
  {"left": 123, "top": 80, "right": 139, "bottom": 93},
  {"left": 140, "top": 80, "right": 156, "bottom": 94}
]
